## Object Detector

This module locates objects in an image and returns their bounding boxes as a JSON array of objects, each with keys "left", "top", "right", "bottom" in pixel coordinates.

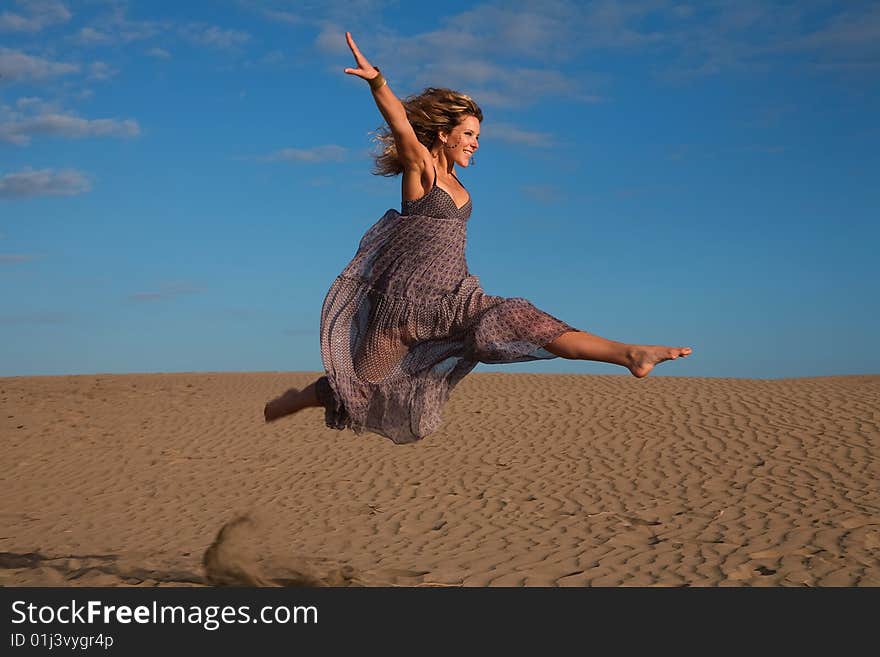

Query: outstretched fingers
[
  {"left": 345, "top": 31, "right": 368, "bottom": 74},
  {"left": 346, "top": 31, "right": 360, "bottom": 57}
]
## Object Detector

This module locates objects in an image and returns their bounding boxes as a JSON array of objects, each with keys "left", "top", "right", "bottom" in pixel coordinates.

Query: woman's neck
[{"left": 431, "top": 149, "right": 456, "bottom": 177}]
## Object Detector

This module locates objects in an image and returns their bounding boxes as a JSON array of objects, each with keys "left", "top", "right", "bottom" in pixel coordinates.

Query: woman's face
[{"left": 443, "top": 115, "right": 480, "bottom": 167}]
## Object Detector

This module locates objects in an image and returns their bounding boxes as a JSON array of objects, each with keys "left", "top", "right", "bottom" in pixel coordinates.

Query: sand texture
[{"left": 1, "top": 372, "right": 878, "bottom": 587}]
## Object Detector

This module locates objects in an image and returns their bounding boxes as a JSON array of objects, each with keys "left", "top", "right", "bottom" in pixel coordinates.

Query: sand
[{"left": 1, "top": 371, "right": 878, "bottom": 587}]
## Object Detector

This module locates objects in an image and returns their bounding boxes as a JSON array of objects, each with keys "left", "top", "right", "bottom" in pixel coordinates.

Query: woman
[{"left": 265, "top": 32, "right": 692, "bottom": 444}]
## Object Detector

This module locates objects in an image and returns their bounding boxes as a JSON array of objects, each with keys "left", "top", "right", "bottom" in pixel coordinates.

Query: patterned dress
[{"left": 314, "top": 166, "right": 579, "bottom": 444}]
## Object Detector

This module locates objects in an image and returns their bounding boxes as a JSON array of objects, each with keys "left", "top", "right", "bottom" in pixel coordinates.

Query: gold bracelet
[{"left": 368, "top": 68, "right": 387, "bottom": 91}]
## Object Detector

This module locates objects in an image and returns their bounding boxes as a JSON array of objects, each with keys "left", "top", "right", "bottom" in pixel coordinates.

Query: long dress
[{"left": 314, "top": 166, "right": 579, "bottom": 444}]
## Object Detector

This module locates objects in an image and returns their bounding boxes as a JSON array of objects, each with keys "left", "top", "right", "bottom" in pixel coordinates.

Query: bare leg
[
  {"left": 545, "top": 330, "right": 692, "bottom": 378},
  {"left": 353, "top": 324, "right": 413, "bottom": 383},
  {"left": 264, "top": 379, "right": 323, "bottom": 423}
]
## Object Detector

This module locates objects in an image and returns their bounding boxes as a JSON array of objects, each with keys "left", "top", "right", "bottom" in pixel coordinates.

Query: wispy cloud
[
  {"left": 265, "top": 0, "right": 880, "bottom": 102},
  {"left": 0, "top": 108, "right": 140, "bottom": 146},
  {"left": 74, "top": 26, "right": 115, "bottom": 45},
  {"left": 0, "top": 47, "right": 79, "bottom": 83},
  {"left": 0, "top": 0, "right": 71, "bottom": 33},
  {"left": 361, "top": 39, "right": 599, "bottom": 107},
  {"left": 521, "top": 184, "right": 565, "bottom": 203},
  {"left": 0, "top": 167, "right": 91, "bottom": 199},
  {"left": 767, "top": 3, "right": 880, "bottom": 72},
  {"left": 304, "top": 2, "right": 619, "bottom": 105},
  {"left": 246, "top": 3, "right": 606, "bottom": 104},
  {"left": 14, "top": 95, "right": 59, "bottom": 112},
  {"left": 71, "top": 5, "right": 251, "bottom": 56},
  {"left": 261, "top": 9, "right": 304, "bottom": 25},
  {"left": 71, "top": 5, "right": 167, "bottom": 46},
  {"left": 487, "top": 122, "right": 556, "bottom": 148},
  {"left": 259, "top": 49, "right": 285, "bottom": 65},
  {"left": 258, "top": 145, "right": 348, "bottom": 163},
  {"left": 314, "top": 22, "right": 348, "bottom": 55},
  {"left": 180, "top": 23, "right": 251, "bottom": 50},
  {"left": 128, "top": 281, "right": 204, "bottom": 302},
  {"left": 652, "top": 1, "right": 880, "bottom": 81},
  {"left": 251, "top": 0, "right": 389, "bottom": 30},
  {"left": 88, "top": 61, "right": 118, "bottom": 80},
  {"left": 146, "top": 47, "right": 171, "bottom": 60}
]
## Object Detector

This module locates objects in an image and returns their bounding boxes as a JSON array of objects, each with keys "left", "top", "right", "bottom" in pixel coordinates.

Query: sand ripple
[{"left": 1, "top": 372, "right": 877, "bottom": 586}]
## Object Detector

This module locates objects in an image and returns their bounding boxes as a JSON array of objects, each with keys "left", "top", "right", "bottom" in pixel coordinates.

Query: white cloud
[
  {"left": 88, "top": 61, "right": 118, "bottom": 80},
  {"left": 260, "top": 145, "right": 348, "bottom": 162},
  {"left": 315, "top": 23, "right": 348, "bottom": 54},
  {"left": 72, "top": 5, "right": 166, "bottom": 46},
  {"left": 262, "top": 9, "right": 303, "bottom": 25},
  {"left": 0, "top": 0, "right": 71, "bottom": 33},
  {"left": 260, "top": 50, "right": 285, "bottom": 65},
  {"left": 75, "top": 26, "right": 114, "bottom": 45},
  {"left": 250, "top": 0, "right": 390, "bottom": 29},
  {"left": 0, "top": 110, "right": 140, "bottom": 146},
  {"left": 347, "top": 8, "right": 609, "bottom": 107},
  {"left": 0, "top": 167, "right": 91, "bottom": 199},
  {"left": 487, "top": 122, "right": 556, "bottom": 147},
  {"left": 768, "top": 2, "right": 880, "bottom": 71},
  {"left": 15, "top": 95, "right": 59, "bottom": 112},
  {"left": 0, "top": 47, "right": 79, "bottom": 82},
  {"left": 180, "top": 23, "right": 251, "bottom": 50},
  {"left": 283, "top": 0, "right": 880, "bottom": 101},
  {"left": 521, "top": 184, "right": 564, "bottom": 203},
  {"left": 146, "top": 47, "right": 171, "bottom": 60}
]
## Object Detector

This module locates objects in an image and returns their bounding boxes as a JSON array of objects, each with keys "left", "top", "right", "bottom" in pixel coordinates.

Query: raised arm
[{"left": 343, "top": 32, "right": 427, "bottom": 170}]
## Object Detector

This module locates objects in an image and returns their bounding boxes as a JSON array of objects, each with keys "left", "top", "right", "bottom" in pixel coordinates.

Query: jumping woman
[{"left": 264, "top": 32, "right": 692, "bottom": 444}]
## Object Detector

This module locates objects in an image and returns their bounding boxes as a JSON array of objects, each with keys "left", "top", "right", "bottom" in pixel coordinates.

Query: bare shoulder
[{"left": 401, "top": 152, "right": 435, "bottom": 203}]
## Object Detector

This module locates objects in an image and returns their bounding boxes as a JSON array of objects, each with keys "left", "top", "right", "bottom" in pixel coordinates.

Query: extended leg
[
  {"left": 545, "top": 330, "right": 692, "bottom": 378},
  {"left": 264, "top": 378, "right": 324, "bottom": 423}
]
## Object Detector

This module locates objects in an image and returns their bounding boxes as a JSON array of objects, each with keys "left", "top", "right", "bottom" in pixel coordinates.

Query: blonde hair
[{"left": 371, "top": 87, "right": 483, "bottom": 176}]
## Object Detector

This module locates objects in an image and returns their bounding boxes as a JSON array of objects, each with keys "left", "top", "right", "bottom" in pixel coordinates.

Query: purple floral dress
[{"left": 315, "top": 167, "right": 578, "bottom": 443}]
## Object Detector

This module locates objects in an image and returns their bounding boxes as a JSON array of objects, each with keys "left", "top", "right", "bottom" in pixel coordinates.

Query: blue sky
[{"left": 1, "top": 0, "right": 878, "bottom": 379}]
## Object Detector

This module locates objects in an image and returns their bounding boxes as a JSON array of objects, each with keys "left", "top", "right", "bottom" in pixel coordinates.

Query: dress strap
[{"left": 450, "top": 169, "right": 466, "bottom": 190}]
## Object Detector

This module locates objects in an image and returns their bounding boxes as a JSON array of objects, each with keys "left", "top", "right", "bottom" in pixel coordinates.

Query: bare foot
[
  {"left": 627, "top": 346, "right": 692, "bottom": 379},
  {"left": 264, "top": 388, "right": 302, "bottom": 423}
]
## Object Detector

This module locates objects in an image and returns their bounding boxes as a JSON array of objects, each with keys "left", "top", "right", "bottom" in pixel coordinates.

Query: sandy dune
[{"left": 1, "top": 371, "right": 878, "bottom": 587}]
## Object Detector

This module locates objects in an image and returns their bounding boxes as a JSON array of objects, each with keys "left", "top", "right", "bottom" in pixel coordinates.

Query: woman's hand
[
  {"left": 342, "top": 30, "right": 418, "bottom": 165},
  {"left": 342, "top": 31, "right": 380, "bottom": 81}
]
